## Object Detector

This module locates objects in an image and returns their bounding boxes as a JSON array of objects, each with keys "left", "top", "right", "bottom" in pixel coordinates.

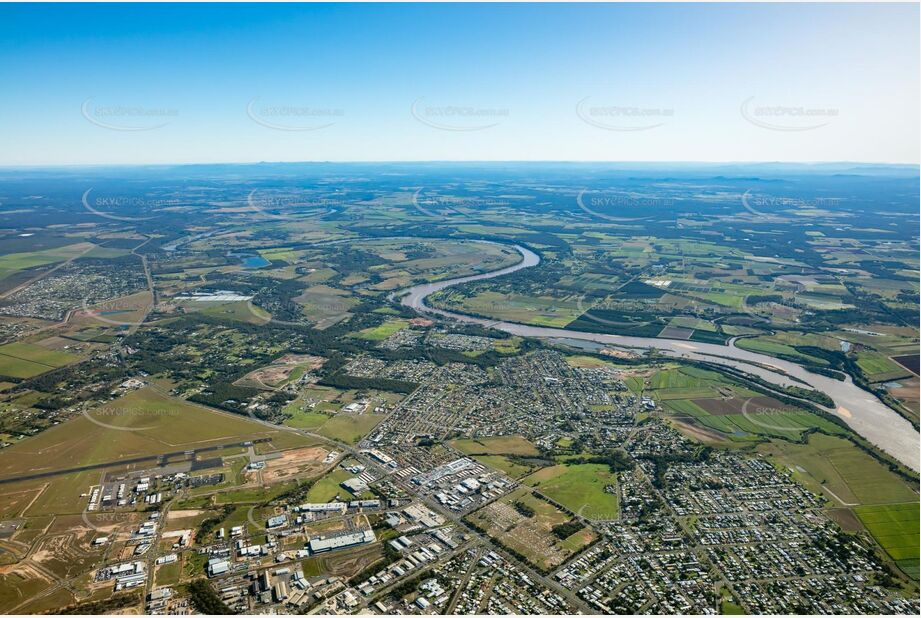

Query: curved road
[{"left": 400, "top": 243, "right": 920, "bottom": 472}]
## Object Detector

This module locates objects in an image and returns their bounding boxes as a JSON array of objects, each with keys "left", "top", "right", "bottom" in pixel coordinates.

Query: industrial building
[{"left": 308, "top": 529, "right": 376, "bottom": 554}]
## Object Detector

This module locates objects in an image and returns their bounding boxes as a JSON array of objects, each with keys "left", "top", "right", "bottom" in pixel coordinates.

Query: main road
[{"left": 400, "top": 242, "right": 920, "bottom": 472}]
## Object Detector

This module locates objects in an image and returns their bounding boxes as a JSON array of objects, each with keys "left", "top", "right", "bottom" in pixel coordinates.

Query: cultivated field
[
  {"left": 855, "top": 503, "right": 920, "bottom": 580},
  {"left": 0, "top": 342, "right": 82, "bottom": 378},
  {"left": 758, "top": 434, "right": 919, "bottom": 507}
]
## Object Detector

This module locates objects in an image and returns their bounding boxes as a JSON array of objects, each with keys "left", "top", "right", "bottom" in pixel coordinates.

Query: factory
[
  {"left": 308, "top": 529, "right": 376, "bottom": 554},
  {"left": 296, "top": 502, "right": 347, "bottom": 513}
]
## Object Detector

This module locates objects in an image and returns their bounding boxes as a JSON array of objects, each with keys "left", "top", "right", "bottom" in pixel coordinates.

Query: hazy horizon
[{"left": 1, "top": 3, "right": 918, "bottom": 166}]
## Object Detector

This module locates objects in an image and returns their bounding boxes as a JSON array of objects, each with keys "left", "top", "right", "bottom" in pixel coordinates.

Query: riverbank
[{"left": 399, "top": 242, "right": 920, "bottom": 472}]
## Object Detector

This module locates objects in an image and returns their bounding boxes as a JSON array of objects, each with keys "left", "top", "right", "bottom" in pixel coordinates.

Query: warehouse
[{"left": 308, "top": 529, "right": 376, "bottom": 554}]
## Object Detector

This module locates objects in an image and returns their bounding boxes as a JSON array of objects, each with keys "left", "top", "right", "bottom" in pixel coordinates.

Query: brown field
[
  {"left": 260, "top": 446, "right": 332, "bottom": 483},
  {"left": 0, "top": 563, "right": 57, "bottom": 613},
  {"left": 234, "top": 354, "right": 325, "bottom": 390},
  {"left": 467, "top": 487, "right": 595, "bottom": 571},
  {"left": 694, "top": 395, "right": 796, "bottom": 416},
  {"left": 670, "top": 418, "right": 732, "bottom": 445},
  {"left": 892, "top": 354, "right": 920, "bottom": 375},
  {"left": 658, "top": 326, "right": 694, "bottom": 339},
  {"left": 886, "top": 376, "right": 920, "bottom": 421}
]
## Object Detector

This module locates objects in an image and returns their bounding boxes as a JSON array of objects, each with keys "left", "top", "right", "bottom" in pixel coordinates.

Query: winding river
[{"left": 401, "top": 243, "right": 920, "bottom": 472}]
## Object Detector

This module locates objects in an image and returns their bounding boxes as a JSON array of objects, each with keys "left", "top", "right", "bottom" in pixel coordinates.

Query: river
[{"left": 400, "top": 243, "right": 920, "bottom": 472}]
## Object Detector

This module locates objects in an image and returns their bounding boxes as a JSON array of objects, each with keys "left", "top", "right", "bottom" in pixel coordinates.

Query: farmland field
[
  {"left": 757, "top": 434, "right": 920, "bottom": 507},
  {"left": 856, "top": 351, "right": 913, "bottom": 383},
  {"left": 0, "top": 342, "right": 82, "bottom": 378},
  {"left": 0, "top": 242, "right": 95, "bottom": 280},
  {"left": 855, "top": 503, "right": 920, "bottom": 580},
  {"left": 664, "top": 397, "right": 846, "bottom": 441}
]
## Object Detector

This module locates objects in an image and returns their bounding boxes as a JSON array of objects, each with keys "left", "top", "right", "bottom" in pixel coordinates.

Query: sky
[{"left": 0, "top": 2, "right": 918, "bottom": 166}]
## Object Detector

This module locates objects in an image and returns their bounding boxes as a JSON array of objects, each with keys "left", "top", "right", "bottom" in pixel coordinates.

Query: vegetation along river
[{"left": 400, "top": 242, "right": 920, "bottom": 472}]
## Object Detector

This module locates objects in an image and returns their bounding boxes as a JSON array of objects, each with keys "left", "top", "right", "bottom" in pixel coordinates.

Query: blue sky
[{"left": 0, "top": 3, "right": 917, "bottom": 165}]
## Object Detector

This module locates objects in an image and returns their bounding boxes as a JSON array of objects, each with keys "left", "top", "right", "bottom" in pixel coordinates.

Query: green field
[
  {"left": 0, "top": 342, "right": 80, "bottom": 367},
  {"left": 0, "top": 355, "right": 49, "bottom": 379},
  {"left": 855, "top": 351, "right": 912, "bottom": 383},
  {"left": 451, "top": 435, "right": 540, "bottom": 457},
  {"left": 735, "top": 336, "right": 828, "bottom": 366},
  {"left": 523, "top": 463, "right": 619, "bottom": 520},
  {"left": 314, "top": 414, "right": 384, "bottom": 444},
  {"left": 0, "top": 342, "right": 82, "bottom": 378},
  {"left": 664, "top": 398, "right": 845, "bottom": 441},
  {"left": 0, "top": 387, "right": 312, "bottom": 481},
  {"left": 855, "top": 503, "right": 920, "bottom": 579},
  {"left": 433, "top": 290, "right": 584, "bottom": 328},
  {"left": 0, "top": 242, "right": 94, "bottom": 280},
  {"left": 350, "top": 319, "right": 409, "bottom": 341},
  {"left": 648, "top": 366, "right": 734, "bottom": 400},
  {"left": 304, "top": 468, "right": 355, "bottom": 502},
  {"left": 758, "top": 434, "right": 919, "bottom": 507},
  {"left": 284, "top": 410, "right": 331, "bottom": 430},
  {"left": 472, "top": 454, "right": 539, "bottom": 479}
]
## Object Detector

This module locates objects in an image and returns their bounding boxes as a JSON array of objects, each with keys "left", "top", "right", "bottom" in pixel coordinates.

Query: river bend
[{"left": 400, "top": 243, "right": 920, "bottom": 472}]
